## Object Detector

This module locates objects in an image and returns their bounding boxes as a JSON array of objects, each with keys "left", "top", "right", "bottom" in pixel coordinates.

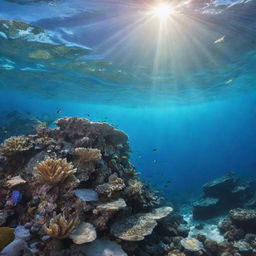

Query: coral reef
[
  {"left": 0, "top": 117, "right": 170, "bottom": 256},
  {"left": 2, "top": 117, "right": 255, "bottom": 256}
]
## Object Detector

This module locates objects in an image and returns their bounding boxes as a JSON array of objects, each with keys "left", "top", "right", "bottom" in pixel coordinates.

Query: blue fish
[{"left": 11, "top": 190, "right": 22, "bottom": 204}]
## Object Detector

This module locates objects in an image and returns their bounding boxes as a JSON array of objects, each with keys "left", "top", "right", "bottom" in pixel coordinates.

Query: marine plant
[
  {"left": 44, "top": 212, "right": 79, "bottom": 239},
  {"left": 34, "top": 157, "right": 76, "bottom": 185}
]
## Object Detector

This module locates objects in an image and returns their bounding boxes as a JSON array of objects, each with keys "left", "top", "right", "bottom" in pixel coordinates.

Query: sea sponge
[
  {"left": 74, "top": 147, "right": 102, "bottom": 167},
  {"left": 44, "top": 212, "right": 79, "bottom": 239},
  {"left": 34, "top": 157, "right": 76, "bottom": 185},
  {"left": 0, "top": 227, "right": 15, "bottom": 251},
  {"left": 0, "top": 136, "right": 33, "bottom": 156}
]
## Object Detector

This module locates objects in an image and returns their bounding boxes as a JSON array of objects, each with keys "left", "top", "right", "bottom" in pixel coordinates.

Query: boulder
[{"left": 193, "top": 197, "right": 220, "bottom": 219}]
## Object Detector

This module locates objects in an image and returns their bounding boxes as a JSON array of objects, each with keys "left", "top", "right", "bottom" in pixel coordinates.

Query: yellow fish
[
  {"left": 225, "top": 79, "right": 233, "bottom": 85},
  {"left": 121, "top": 156, "right": 128, "bottom": 159},
  {"left": 214, "top": 36, "right": 225, "bottom": 44}
]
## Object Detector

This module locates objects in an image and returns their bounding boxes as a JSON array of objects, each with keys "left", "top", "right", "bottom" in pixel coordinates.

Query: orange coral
[
  {"left": 34, "top": 157, "right": 76, "bottom": 185},
  {"left": 44, "top": 212, "right": 79, "bottom": 239}
]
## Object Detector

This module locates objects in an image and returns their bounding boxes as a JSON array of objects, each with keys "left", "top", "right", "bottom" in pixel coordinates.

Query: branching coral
[
  {"left": 34, "top": 157, "right": 76, "bottom": 185},
  {"left": 44, "top": 212, "right": 79, "bottom": 239},
  {"left": 74, "top": 147, "right": 102, "bottom": 167},
  {"left": 0, "top": 136, "right": 33, "bottom": 156}
]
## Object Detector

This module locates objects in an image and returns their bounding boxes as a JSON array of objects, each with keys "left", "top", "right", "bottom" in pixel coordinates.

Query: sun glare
[{"left": 152, "top": 3, "right": 173, "bottom": 19}]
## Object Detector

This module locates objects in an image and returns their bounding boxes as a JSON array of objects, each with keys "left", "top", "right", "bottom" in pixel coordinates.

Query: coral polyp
[
  {"left": 34, "top": 157, "right": 77, "bottom": 185},
  {"left": 44, "top": 212, "right": 80, "bottom": 239}
]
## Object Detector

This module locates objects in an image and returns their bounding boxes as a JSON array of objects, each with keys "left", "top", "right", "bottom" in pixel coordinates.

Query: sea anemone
[
  {"left": 74, "top": 147, "right": 102, "bottom": 167},
  {"left": 44, "top": 212, "right": 79, "bottom": 239},
  {"left": 34, "top": 157, "right": 76, "bottom": 185},
  {"left": 0, "top": 136, "right": 33, "bottom": 156}
]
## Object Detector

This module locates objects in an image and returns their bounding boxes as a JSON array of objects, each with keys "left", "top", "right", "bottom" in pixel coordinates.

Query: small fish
[
  {"left": 56, "top": 109, "right": 63, "bottom": 114},
  {"left": 152, "top": 148, "right": 157, "bottom": 152},
  {"left": 1, "top": 128, "right": 8, "bottom": 134},
  {"left": 225, "top": 79, "right": 233, "bottom": 85},
  {"left": 214, "top": 36, "right": 225, "bottom": 44},
  {"left": 153, "top": 160, "right": 157, "bottom": 163},
  {"left": 121, "top": 156, "right": 128, "bottom": 159},
  {"left": 154, "top": 190, "right": 160, "bottom": 193},
  {"left": 113, "top": 155, "right": 119, "bottom": 159},
  {"left": 138, "top": 155, "right": 142, "bottom": 159},
  {"left": 11, "top": 190, "right": 22, "bottom": 204},
  {"left": 167, "top": 180, "right": 172, "bottom": 184}
]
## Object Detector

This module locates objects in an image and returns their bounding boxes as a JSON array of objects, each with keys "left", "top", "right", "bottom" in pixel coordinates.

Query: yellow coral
[
  {"left": 74, "top": 147, "right": 102, "bottom": 167},
  {"left": 0, "top": 136, "right": 33, "bottom": 156},
  {"left": 0, "top": 227, "right": 15, "bottom": 251},
  {"left": 34, "top": 157, "right": 76, "bottom": 185},
  {"left": 44, "top": 212, "right": 79, "bottom": 239}
]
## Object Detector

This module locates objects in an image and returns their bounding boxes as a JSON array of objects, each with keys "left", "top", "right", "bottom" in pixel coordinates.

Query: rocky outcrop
[{"left": 193, "top": 174, "right": 256, "bottom": 220}]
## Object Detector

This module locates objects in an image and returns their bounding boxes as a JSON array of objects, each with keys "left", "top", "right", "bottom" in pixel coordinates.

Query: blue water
[{"left": 1, "top": 0, "right": 256, "bottom": 201}]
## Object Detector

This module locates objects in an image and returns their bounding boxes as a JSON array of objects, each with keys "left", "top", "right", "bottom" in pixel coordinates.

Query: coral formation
[
  {"left": 0, "top": 227, "right": 15, "bottom": 251},
  {"left": 0, "top": 136, "right": 33, "bottom": 156},
  {"left": 44, "top": 212, "right": 80, "bottom": 239},
  {"left": 34, "top": 157, "right": 76, "bottom": 185},
  {"left": 0, "top": 117, "right": 166, "bottom": 256},
  {"left": 74, "top": 147, "right": 102, "bottom": 166}
]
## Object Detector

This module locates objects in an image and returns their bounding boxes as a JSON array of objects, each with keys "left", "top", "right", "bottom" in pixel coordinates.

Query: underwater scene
[{"left": 1, "top": 0, "right": 256, "bottom": 255}]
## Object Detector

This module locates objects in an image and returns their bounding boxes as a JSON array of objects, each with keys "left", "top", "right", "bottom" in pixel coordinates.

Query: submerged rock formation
[{"left": 192, "top": 174, "right": 256, "bottom": 220}]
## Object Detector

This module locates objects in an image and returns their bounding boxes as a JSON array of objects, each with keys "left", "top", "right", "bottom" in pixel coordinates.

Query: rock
[
  {"left": 72, "top": 189, "right": 99, "bottom": 202},
  {"left": 203, "top": 175, "right": 236, "bottom": 198},
  {"left": 229, "top": 208, "right": 256, "bottom": 231},
  {"left": 80, "top": 239, "right": 127, "bottom": 256},
  {"left": 69, "top": 222, "right": 96, "bottom": 245},
  {"left": 111, "top": 207, "right": 172, "bottom": 241},
  {"left": 233, "top": 240, "right": 253, "bottom": 255},
  {"left": 1, "top": 239, "right": 32, "bottom": 256},
  {"left": 177, "top": 224, "right": 190, "bottom": 237},
  {"left": 6, "top": 176, "right": 26, "bottom": 188},
  {"left": 96, "top": 198, "right": 127, "bottom": 211},
  {"left": 111, "top": 213, "right": 157, "bottom": 241},
  {"left": 204, "top": 239, "right": 219, "bottom": 253},
  {"left": 193, "top": 197, "right": 220, "bottom": 219},
  {"left": 148, "top": 206, "right": 173, "bottom": 220},
  {"left": 180, "top": 237, "right": 204, "bottom": 252},
  {"left": 14, "top": 226, "right": 31, "bottom": 241},
  {"left": 218, "top": 218, "right": 233, "bottom": 233}
]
